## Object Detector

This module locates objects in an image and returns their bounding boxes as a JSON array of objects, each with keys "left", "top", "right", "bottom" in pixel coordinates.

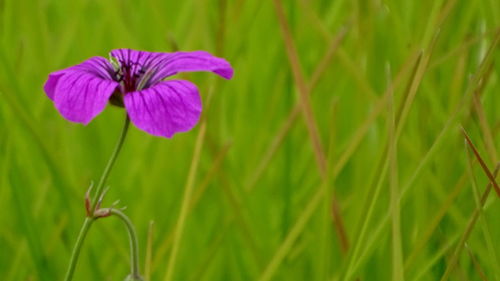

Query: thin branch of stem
[{"left": 110, "top": 208, "right": 143, "bottom": 280}]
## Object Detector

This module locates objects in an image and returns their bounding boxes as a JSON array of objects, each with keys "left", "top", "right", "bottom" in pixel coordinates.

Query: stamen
[
  {"left": 136, "top": 68, "right": 156, "bottom": 91},
  {"left": 110, "top": 55, "right": 153, "bottom": 93}
]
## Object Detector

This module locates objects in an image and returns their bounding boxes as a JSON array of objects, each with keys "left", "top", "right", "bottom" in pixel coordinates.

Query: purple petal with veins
[
  {"left": 110, "top": 49, "right": 233, "bottom": 89},
  {"left": 46, "top": 57, "right": 118, "bottom": 124},
  {"left": 124, "top": 80, "right": 202, "bottom": 138}
]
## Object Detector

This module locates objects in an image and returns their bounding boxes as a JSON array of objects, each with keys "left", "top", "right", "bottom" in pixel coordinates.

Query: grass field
[{"left": 1, "top": 0, "right": 500, "bottom": 280}]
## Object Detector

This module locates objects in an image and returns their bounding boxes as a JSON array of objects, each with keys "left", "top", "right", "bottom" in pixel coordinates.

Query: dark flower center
[
  {"left": 109, "top": 58, "right": 155, "bottom": 107},
  {"left": 116, "top": 61, "right": 145, "bottom": 93}
]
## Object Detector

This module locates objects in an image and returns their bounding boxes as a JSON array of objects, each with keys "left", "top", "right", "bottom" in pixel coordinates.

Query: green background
[{"left": 1, "top": 0, "right": 499, "bottom": 280}]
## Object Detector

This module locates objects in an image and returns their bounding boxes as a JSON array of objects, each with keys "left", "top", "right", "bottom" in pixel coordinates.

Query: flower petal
[
  {"left": 44, "top": 70, "right": 66, "bottom": 100},
  {"left": 110, "top": 49, "right": 233, "bottom": 87},
  {"left": 110, "top": 49, "right": 164, "bottom": 68},
  {"left": 124, "top": 80, "right": 202, "bottom": 138},
  {"left": 48, "top": 57, "right": 119, "bottom": 124},
  {"left": 150, "top": 51, "right": 234, "bottom": 82}
]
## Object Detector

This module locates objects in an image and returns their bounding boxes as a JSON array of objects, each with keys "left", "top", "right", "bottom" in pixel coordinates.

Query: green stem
[
  {"left": 63, "top": 218, "right": 93, "bottom": 281},
  {"left": 110, "top": 209, "right": 143, "bottom": 280},
  {"left": 63, "top": 114, "right": 131, "bottom": 281},
  {"left": 91, "top": 115, "right": 131, "bottom": 212}
]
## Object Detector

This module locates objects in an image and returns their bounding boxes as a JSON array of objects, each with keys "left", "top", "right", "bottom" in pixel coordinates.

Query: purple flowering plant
[
  {"left": 46, "top": 49, "right": 233, "bottom": 137},
  {"left": 45, "top": 49, "right": 233, "bottom": 281}
]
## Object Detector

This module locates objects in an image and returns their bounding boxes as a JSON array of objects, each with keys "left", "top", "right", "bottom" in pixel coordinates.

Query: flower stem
[
  {"left": 63, "top": 114, "right": 131, "bottom": 281},
  {"left": 91, "top": 115, "right": 131, "bottom": 212},
  {"left": 63, "top": 218, "right": 93, "bottom": 281},
  {"left": 110, "top": 209, "right": 143, "bottom": 280}
]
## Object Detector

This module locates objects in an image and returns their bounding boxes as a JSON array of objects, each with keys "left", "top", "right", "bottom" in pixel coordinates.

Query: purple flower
[{"left": 44, "top": 49, "right": 233, "bottom": 138}]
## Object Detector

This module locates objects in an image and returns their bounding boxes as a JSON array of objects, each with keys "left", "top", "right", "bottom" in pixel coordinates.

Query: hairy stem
[
  {"left": 63, "top": 114, "right": 130, "bottom": 281},
  {"left": 91, "top": 115, "right": 131, "bottom": 212},
  {"left": 63, "top": 218, "right": 93, "bottom": 281}
]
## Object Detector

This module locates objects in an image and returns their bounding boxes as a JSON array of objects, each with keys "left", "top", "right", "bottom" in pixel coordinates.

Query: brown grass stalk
[{"left": 273, "top": 0, "right": 349, "bottom": 252}]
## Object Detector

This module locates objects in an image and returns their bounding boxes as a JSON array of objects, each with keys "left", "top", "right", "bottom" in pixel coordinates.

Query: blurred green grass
[{"left": 1, "top": 0, "right": 500, "bottom": 280}]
